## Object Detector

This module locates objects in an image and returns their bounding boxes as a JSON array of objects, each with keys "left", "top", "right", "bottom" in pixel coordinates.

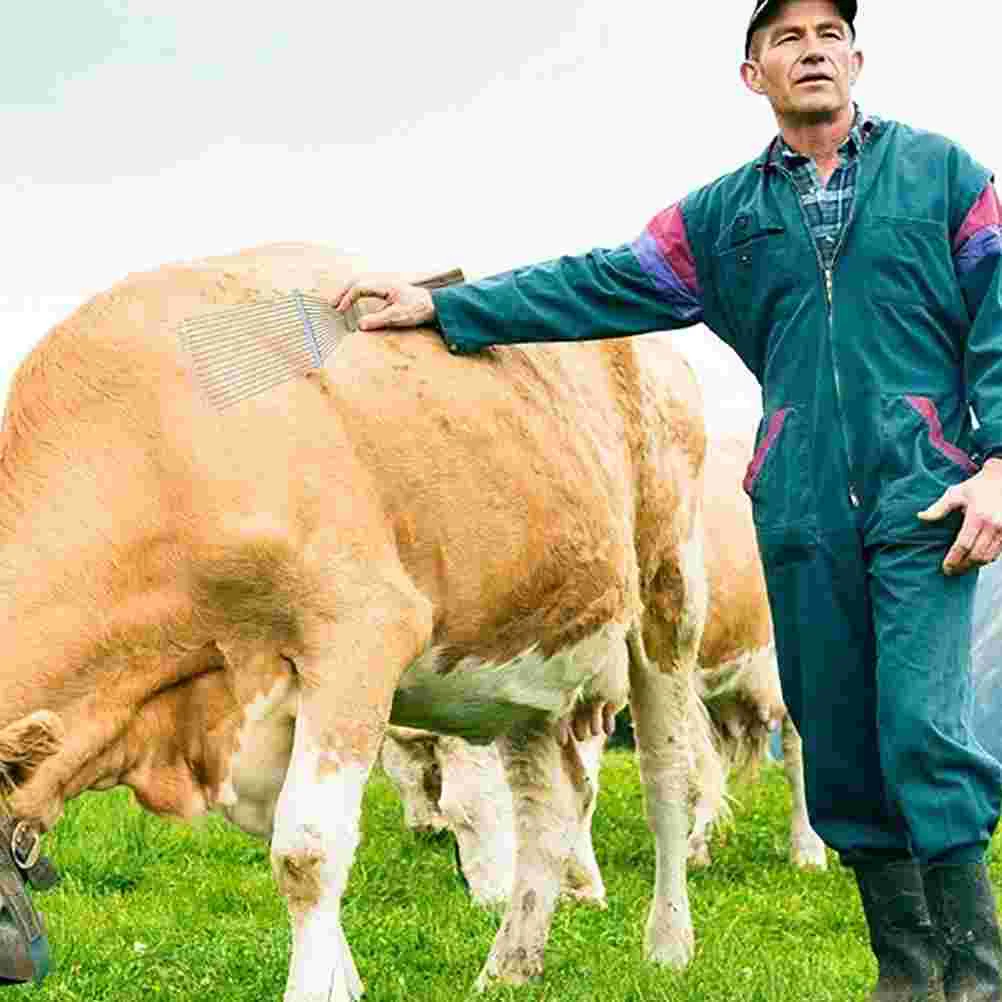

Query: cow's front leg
[
  {"left": 475, "top": 723, "right": 592, "bottom": 989},
  {"left": 273, "top": 595, "right": 431, "bottom": 1002},
  {"left": 781, "top": 715, "right": 827, "bottom": 869},
  {"left": 273, "top": 705, "right": 370, "bottom": 1002}
]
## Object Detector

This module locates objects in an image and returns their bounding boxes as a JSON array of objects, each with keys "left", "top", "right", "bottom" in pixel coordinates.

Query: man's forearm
[{"left": 431, "top": 243, "right": 703, "bottom": 355}]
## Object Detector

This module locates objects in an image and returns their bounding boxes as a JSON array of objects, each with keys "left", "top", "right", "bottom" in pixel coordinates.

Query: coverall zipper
[{"left": 778, "top": 165, "right": 861, "bottom": 510}]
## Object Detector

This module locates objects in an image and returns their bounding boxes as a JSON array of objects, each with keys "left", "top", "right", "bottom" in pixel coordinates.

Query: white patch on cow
[
  {"left": 391, "top": 624, "right": 629, "bottom": 743},
  {"left": 215, "top": 676, "right": 297, "bottom": 838},
  {"left": 273, "top": 707, "right": 368, "bottom": 1002},
  {"left": 677, "top": 517, "right": 708, "bottom": 654}
]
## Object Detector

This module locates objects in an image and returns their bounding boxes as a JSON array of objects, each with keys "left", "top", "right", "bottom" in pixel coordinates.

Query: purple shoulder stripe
[
  {"left": 954, "top": 184, "right": 1002, "bottom": 276},
  {"left": 630, "top": 231, "right": 703, "bottom": 322},
  {"left": 630, "top": 202, "right": 703, "bottom": 322},
  {"left": 955, "top": 227, "right": 1002, "bottom": 277}
]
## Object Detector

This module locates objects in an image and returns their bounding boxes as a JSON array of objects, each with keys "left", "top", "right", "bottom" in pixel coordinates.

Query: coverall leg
[
  {"left": 765, "top": 528, "right": 1002, "bottom": 862},
  {"left": 869, "top": 540, "right": 1001, "bottom": 863}
]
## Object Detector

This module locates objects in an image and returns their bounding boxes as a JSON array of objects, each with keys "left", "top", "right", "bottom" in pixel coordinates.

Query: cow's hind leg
[
  {"left": 475, "top": 723, "right": 593, "bottom": 989},
  {"left": 782, "top": 715, "right": 827, "bottom": 869},
  {"left": 561, "top": 732, "right": 607, "bottom": 906},
  {"left": 630, "top": 521, "right": 709, "bottom": 968},
  {"left": 272, "top": 587, "right": 432, "bottom": 1002}
]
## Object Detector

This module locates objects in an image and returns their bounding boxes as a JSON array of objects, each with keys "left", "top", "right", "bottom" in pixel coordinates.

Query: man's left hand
[{"left": 917, "top": 459, "right": 1002, "bottom": 575}]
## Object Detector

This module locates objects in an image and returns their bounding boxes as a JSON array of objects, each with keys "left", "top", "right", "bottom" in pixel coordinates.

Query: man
[{"left": 335, "top": 2, "right": 1002, "bottom": 999}]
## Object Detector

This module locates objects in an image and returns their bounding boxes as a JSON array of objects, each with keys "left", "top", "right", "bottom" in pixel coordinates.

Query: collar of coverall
[{"left": 754, "top": 105, "right": 881, "bottom": 173}]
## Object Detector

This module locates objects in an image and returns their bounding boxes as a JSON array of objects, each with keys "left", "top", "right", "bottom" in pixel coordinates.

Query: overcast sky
[{"left": 3, "top": 1, "right": 999, "bottom": 428}]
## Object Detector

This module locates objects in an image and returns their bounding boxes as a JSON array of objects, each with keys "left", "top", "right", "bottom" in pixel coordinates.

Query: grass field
[{"left": 10, "top": 751, "right": 1001, "bottom": 1001}]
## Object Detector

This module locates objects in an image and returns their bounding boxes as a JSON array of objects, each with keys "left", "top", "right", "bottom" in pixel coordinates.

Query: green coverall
[{"left": 429, "top": 118, "right": 1002, "bottom": 865}]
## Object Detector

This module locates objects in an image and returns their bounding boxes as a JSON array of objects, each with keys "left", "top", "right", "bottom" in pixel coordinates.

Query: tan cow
[
  {"left": 382, "top": 436, "right": 826, "bottom": 908},
  {"left": 0, "top": 243, "right": 712, "bottom": 999}
]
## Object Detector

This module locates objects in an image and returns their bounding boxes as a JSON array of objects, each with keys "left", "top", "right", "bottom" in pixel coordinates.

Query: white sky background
[{"left": 2, "top": 1, "right": 1000, "bottom": 433}]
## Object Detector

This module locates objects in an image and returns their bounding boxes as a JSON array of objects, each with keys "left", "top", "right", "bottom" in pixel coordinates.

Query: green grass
[{"left": 11, "top": 752, "right": 1001, "bottom": 1001}]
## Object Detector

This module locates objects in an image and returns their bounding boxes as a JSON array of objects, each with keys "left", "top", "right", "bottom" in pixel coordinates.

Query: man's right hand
[{"left": 333, "top": 277, "right": 436, "bottom": 331}]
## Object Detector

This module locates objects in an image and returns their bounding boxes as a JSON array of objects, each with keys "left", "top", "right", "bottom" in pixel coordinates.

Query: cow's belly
[{"left": 390, "top": 623, "right": 629, "bottom": 743}]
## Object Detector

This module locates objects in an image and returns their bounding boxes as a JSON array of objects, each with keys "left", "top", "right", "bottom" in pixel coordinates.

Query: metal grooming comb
[{"left": 177, "top": 268, "right": 465, "bottom": 411}]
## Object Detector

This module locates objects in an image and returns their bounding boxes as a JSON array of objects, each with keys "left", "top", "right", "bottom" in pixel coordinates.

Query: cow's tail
[{"left": 687, "top": 669, "right": 731, "bottom": 827}]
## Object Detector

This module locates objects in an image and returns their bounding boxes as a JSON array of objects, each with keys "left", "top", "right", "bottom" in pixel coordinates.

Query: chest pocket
[{"left": 712, "top": 211, "right": 797, "bottom": 335}]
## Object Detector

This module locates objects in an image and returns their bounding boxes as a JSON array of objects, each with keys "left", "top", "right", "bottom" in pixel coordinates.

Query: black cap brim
[{"left": 745, "top": 0, "right": 857, "bottom": 57}]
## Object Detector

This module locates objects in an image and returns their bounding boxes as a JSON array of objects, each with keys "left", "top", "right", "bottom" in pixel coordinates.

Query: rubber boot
[
  {"left": 923, "top": 863, "right": 1002, "bottom": 1002},
  {"left": 854, "top": 860, "right": 946, "bottom": 1001},
  {"left": 0, "top": 823, "right": 53, "bottom": 987},
  {"left": 0, "top": 899, "right": 49, "bottom": 985}
]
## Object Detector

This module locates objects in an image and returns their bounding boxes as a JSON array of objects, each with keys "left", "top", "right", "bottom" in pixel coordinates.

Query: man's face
[{"left": 741, "top": 0, "right": 863, "bottom": 122}]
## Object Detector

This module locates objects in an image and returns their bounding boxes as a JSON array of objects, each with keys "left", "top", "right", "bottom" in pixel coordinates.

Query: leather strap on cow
[{"left": 0, "top": 816, "right": 53, "bottom": 985}]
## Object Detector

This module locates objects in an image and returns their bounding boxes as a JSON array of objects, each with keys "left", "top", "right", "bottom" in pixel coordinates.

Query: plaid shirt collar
[{"left": 759, "top": 105, "right": 878, "bottom": 170}]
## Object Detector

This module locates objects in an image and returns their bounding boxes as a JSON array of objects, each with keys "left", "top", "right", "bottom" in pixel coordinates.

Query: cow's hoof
[
  {"left": 283, "top": 988, "right": 362, "bottom": 1002},
  {"left": 475, "top": 941, "right": 546, "bottom": 992},
  {"left": 687, "top": 836, "right": 712, "bottom": 869},
  {"left": 474, "top": 959, "right": 540, "bottom": 993},
  {"left": 282, "top": 973, "right": 363, "bottom": 1002},
  {"left": 790, "top": 833, "right": 828, "bottom": 870},
  {"left": 562, "top": 885, "right": 607, "bottom": 909},
  {"left": 562, "top": 858, "right": 606, "bottom": 908},
  {"left": 645, "top": 919, "right": 694, "bottom": 969}
]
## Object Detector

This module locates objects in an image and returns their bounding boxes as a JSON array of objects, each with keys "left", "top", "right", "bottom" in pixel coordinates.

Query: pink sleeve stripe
[
  {"left": 954, "top": 184, "right": 1002, "bottom": 252},
  {"left": 646, "top": 203, "right": 701, "bottom": 296},
  {"left": 743, "top": 409, "right": 791, "bottom": 496}
]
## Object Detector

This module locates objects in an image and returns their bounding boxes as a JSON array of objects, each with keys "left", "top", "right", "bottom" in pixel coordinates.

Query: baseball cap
[{"left": 745, "top": 0, "right": 857, "bottom": 57}]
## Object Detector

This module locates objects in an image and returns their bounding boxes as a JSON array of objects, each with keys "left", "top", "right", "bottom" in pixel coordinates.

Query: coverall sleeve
[
  {"left": 430, "top": 203, "right": 704, "bottom": 355},
  {"left": 956, "top": 183, "right": 1002, "bottom": 457}
]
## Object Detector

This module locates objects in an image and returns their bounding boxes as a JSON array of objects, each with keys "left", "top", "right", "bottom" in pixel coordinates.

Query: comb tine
[
  {"left": 177, "top": 289, "right": 358, "bottom": 410},
  {"left": 205, "top": 361, "right": 312, "bottom": 409},
  {"left": 186, "top": 321, "right": 313, "bottom": 363},
  {"left": 179, "top": 299, "right": 303, "bottom": 338},
  {"left": 196, "top": 351, "right": 315, "bottom": 395}
]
